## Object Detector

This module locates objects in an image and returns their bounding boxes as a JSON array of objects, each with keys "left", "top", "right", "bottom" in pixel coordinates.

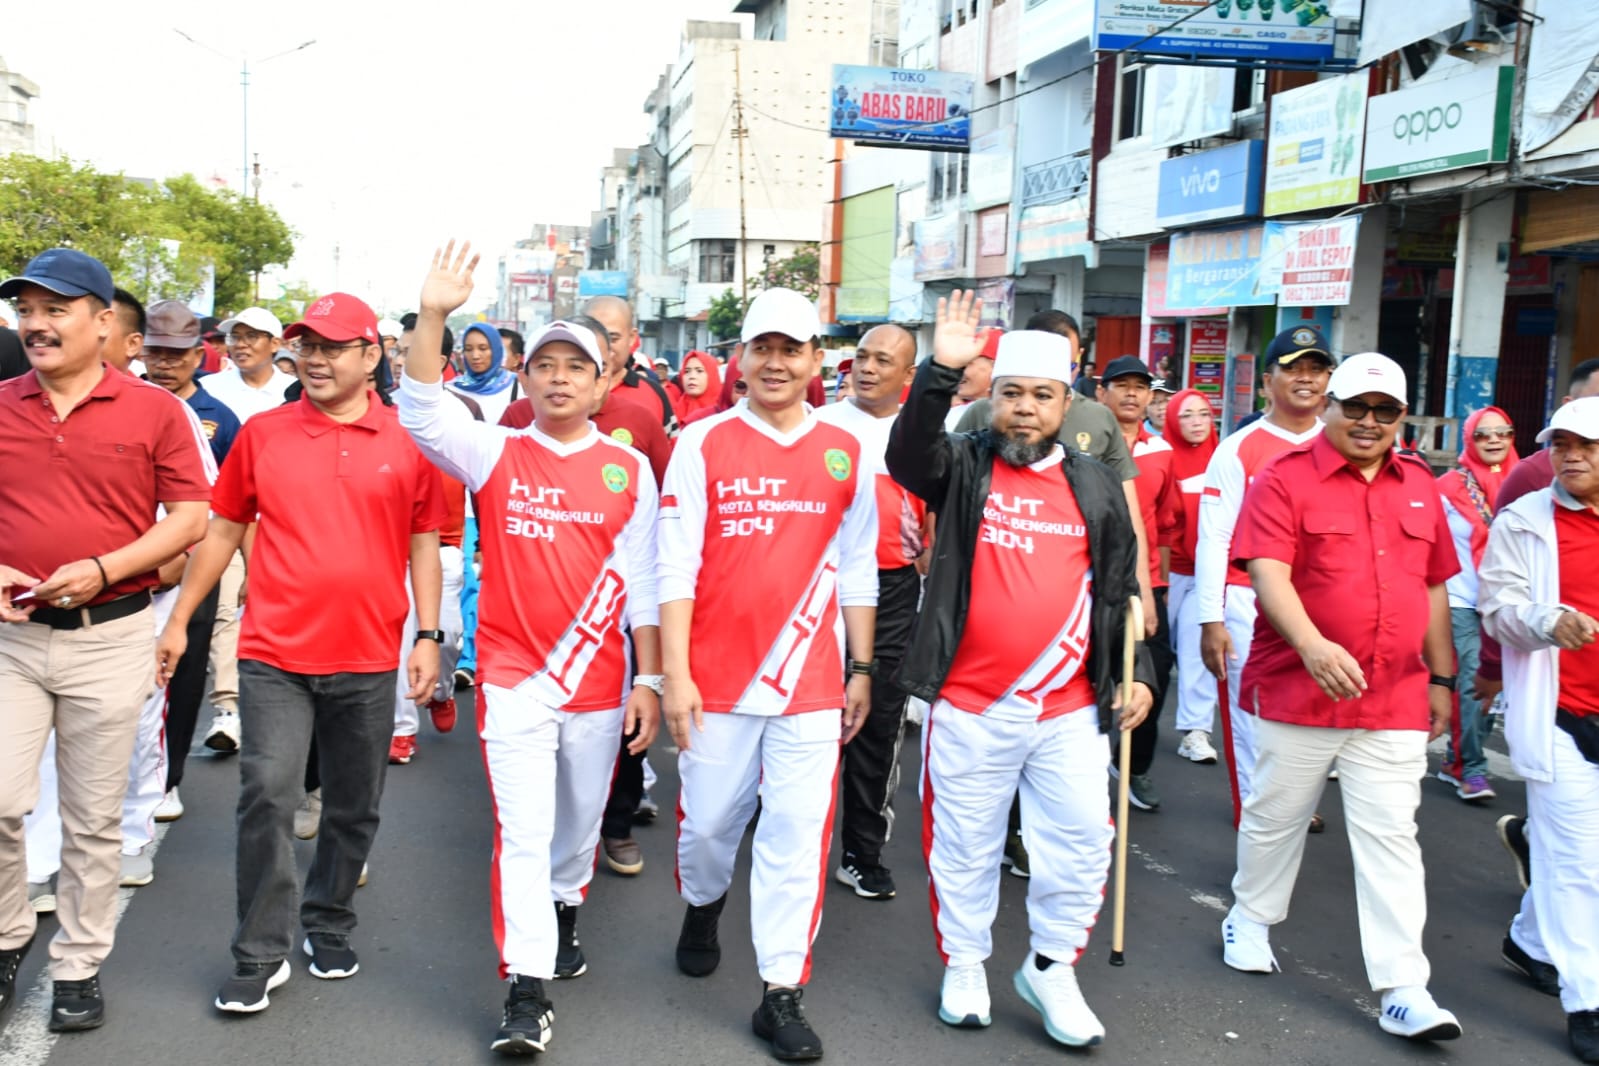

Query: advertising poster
[
  {"left": 1277, "top": 216, "right": 1360, "bottom": 306},
  {"left": 1231, "top": 352, "right": 1258, "bottom": 430},
  {"left": 1264, "top": 73, "right": 1367, "bottom": 216},
  {"left": 1094, "top": 0, "right": 1336, "bottom": 62},
  {"left": 1187, "top": 318, "right": 1230, "bottom": 416},
  {"left": 1166, "top": 224, "right": 1275, "bottom": 313},
  {"left": 829, "top": 65, "right": 973, "bottom": 151}
]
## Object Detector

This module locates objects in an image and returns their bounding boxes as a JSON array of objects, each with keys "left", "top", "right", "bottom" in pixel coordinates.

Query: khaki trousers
[
  {"left": 0, "top": 608, "right": 155, "bottom": 979},
  {"left": 208, "top": 550, "right": 245, "bottom": 715}
]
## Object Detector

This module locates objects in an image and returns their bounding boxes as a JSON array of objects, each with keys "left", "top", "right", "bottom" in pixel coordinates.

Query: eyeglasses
[
  {"left": 1336, "top": 398, "right": 1405, "bottom": 425},
  {"left": 1473, "top": 427, "right": 1514, "bottom": 441},
  {"left": 291, "top": 340, "right": 368, "bottom": 359},
  {"left": 227, "top": 330, "right": 272, "bottom": 346}
]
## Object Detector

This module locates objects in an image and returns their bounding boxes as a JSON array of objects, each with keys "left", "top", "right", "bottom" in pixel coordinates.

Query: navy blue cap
[
  {"left": 1263, "top": 325, "right": 1334, "bottom": 369},
  {"left": 0, "top": 248, "right": 115, "bottom": 306},
  {"left": 1100, "top": 355, "right": 1154, "bottom": 385}
]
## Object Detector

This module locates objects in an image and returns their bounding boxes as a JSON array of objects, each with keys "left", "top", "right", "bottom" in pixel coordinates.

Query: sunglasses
[
  {"left": 1335, "top": 398, "right": 1405, "bottom": 425},
  {"left": 1473, "top": 427, "right": 1514, "bottom": 441}
]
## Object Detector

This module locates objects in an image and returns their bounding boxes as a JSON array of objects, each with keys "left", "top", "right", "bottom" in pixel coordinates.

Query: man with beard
[{"left": 886, "top": 291, "right": 1153, "bottom": 1047}]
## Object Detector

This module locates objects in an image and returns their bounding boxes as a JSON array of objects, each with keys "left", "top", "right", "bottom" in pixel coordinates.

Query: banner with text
[
  {"left": 830, "top": 65, "right": 973, "bottom": 151},
  {"left": 1265, "top": 73, "right": 1367, "bottom": 216}
]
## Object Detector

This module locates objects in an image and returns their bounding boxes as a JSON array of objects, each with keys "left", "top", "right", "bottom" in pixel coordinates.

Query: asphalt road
[{"left": 0, "top": 699, "right": 1577, "bottom": 1066}]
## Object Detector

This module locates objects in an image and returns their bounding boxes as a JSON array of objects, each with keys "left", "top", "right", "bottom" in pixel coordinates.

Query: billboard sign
[
  {"left": 829, "top": 65, "right": 973, "bottom": 151},
  {"left": 1094, "top": 0, "right": 1337, "bottom": 63},
  {"left": 1166, "top": 223, "right": 1276, "bottom": 312},
  {"left": 1363, "top": 65, "right": 1514, "bottom": 183},
  {"left": 1156, "top": 140, "right": 1265, "bottom": 229},
  {"left": 1264, "top": 73, "right": 1368, "bottom": 216},
  {"left": 577, "top": 270, "right": 629, "bottom": 298}
]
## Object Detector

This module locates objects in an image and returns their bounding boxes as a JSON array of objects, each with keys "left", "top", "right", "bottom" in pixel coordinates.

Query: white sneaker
[
  {"left": 1222, "top": 907, "right": 1279, "bottom": 973},
  {"left": 28, "top": 876, "right": 56, "bottom": 914},
  {"left": 294, "top": 788, "right": 322, "bottom": 840},
  {"left": 1177, "top": 729, "right": 1218, "bottom": 764},
  {"left": 205, "top": 712, "right": 241, "bottom": 754},
  {"left": 1013, "top": 952, "right": 1104, "bottom": 1047},
  {"left": 1378, "top": 986, "right": 1462, "bottom": 1041},
  {"left": 938, "top": 962, "right": 991, "bottom": 1028},
  {"left": 155, "top": 787, "right": 184, "bottom": 822},
  {"left": 119, "top": 846, "right": 154, "bottom": 888},
  {"left": 357, "top": 861, "right": 369, "bottom": 888}
]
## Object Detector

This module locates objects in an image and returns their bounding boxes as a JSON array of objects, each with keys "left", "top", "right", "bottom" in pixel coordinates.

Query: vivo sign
[{"left": 1155, "top": 140, "right": 1265, "bottom": 229}]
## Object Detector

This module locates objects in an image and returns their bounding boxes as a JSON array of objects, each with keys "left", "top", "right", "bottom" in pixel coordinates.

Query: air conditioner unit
[{"left": 1434, "top": 0, "right": 1520, "bottom": 59}]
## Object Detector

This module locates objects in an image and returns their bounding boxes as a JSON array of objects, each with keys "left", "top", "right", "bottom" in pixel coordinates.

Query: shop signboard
[
  {"left": 1277, "top": 216, "right": 1360, "bottom": 306},
  {"left": 1363, "top": 65, "right": 1514, "bottom": 183},
  {"left": 913, "top": 214, "right": 963, "bottom": 279},
  {"left": 577, "top": 270, "right": 629, "bottom": 297},
  {"left": 1166, "top": 223, "right": 1276, "bottom": 313},
  {"left": 1156, "top": 140, "right": 1265, "bottom": 229},
  {"left": 1231, "top": 352, "right": 1258, "bottom": 430},
  {"left": 1264, "top": 73, "right": 1368, "bottom": 217},
  {"left": 1145, "top": 242, "right": 1225, "bottom": 319},
  {"left": 1016, "top": 197, "right": 1092, "bottom": 264},
  {"left": 1187, "top": 318, "right": 1229, "bottom": 417},
  {"left": 976, "top": 278, "right": 1015, "bottom": 329},
  {"left": 829, "top": 65, "right": 973, "bottom": 151},
  {"left": 1094, "top": 0, "right": 1336, "bottom": 62}
]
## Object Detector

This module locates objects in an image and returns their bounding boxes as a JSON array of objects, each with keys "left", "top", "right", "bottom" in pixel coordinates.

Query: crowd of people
[{"left": 0, "top": 240, "right": 1595, "bottom": 1064}]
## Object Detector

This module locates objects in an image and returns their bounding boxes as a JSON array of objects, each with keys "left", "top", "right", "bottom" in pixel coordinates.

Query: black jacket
[{"left": 886, "top": 359, "right": 1155, "bottom": 734}]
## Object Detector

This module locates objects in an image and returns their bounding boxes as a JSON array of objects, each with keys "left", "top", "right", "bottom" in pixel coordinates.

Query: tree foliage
[
  {"left": 706, "top": 288, "right": 747, "bottom": 342},
  {"left": 0, "top": 155, "right": 294, "bottom": 314},
  {"left": 757, "top": 243, "right": 819, "bottom": 300}
]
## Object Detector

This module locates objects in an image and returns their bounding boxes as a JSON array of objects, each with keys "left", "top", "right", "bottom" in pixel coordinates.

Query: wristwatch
[
  {"left": 848, "top": 658, "right": 878, "bottom": 678},
  {"left": 634, "top": 674, "right": 666, "bottom": 696},
  {"left": 414, "top": 629, "right": 445, "bottom": 645},
  {"left": 1428, "top": 674, "right": 1456, "bottom": 691}
]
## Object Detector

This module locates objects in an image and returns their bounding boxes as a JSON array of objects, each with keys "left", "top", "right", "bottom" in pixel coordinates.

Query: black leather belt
[{"left": 29, "top": 591, "right": 152, "bottom": 631}]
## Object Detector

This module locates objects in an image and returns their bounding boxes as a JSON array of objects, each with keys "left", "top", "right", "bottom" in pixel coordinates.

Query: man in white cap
[
  {"left": 885, "top": 291, "right": 1153, "bottom": 1048},
  {"left": 1223, "top": 352, "right": 1462, "bottom": 1042},
  {"left": 1480, "top": 395, "right": 1599, "bottom": 1064},
  {"left": 197, "top": 306, "right": 296, "bottom": 754},
  {"left": 397, "top": 243, "right": 662, "bottom": 1056},
  {"left": 659, "top": 286, "right": 878, "bottom": 1062}
]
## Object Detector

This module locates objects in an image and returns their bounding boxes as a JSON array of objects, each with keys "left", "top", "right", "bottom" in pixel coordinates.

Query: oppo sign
[{"left": 1364, "top": 66, "right": 1513, "bottom": 183}]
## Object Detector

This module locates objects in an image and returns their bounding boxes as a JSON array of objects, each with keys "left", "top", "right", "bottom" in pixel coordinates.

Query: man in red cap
[{"left": 156, "top": 291, "right": 445, "bottom": 1017}]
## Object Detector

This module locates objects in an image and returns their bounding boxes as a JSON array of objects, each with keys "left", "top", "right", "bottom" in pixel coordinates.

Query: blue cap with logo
[
  {"left": 1263, "top": 325, "right": 1334, "bottom": 370},
  {"left": 0, "top": 248, "right": 116, "bottom": 306}
]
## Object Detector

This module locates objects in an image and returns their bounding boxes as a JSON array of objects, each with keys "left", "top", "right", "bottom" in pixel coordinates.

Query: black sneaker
[
  {"left": 454, "top": 667, "right": 476, "bottom": 689},
  {"left": 48, "top": 974, "right": 104, "bottom": 1032},
  {"left": 752, "top": 986, "right": 823, "bottom": 1061},
  {"left": 554, "top": 902, "right": 586, "bottom": 978},
  {"left": 1502, "top": 928, "right": 1560, "bottom": 997},
  {"left": 492, "top": 974, "right": 553, "bottom": 1055},
  {"left": 0, "top": 934, "right": 33, "bottom": 1013},
  {"left": 1572, "top": 1010, "right": 1599, "bottom": 1064},
  {"left": 303, "top": 933, "right": 359, "bottom": 979},
  {"left": 676, "top": 895, "right": 726, "bottom": 977},
  {"left": 834, "top": 853, "right": 896, "bottom": 900},
  {"left": 1001, "top": 831, "right": 1031, "bottom": 878},
  {"left": 215, "top": 959, "right": 291, "bottom": 1013},
  {"left": 1497, "top": 815, "right": 1531, "bottom": 890}
]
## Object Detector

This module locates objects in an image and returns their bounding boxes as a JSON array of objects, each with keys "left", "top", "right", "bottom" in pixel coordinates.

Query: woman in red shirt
[{"left": 1160, "top": 389, "right": 1220, "bottom": 764}]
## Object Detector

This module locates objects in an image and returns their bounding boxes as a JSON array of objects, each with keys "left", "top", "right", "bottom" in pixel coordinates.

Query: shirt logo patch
[
  {"left": 199, "top": 419, "right": 218, "bottom": 440},
  {"left": 377, "top": 463, "right": 393, "bottom": 474},
  {"left": 824, "top": 448, "right": 852, "bottom": 482},
  {"left": 601, "top": 463, "right": 629, "bottom": 493},
  {"left": 610, "top": 427, "right": 634, "bottom": 446},
  {"left": 1075, "top": 431, "right": 1092, "bottom": 454}
]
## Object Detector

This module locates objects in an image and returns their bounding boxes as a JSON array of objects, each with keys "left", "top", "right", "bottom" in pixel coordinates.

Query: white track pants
[
  {"left": 1223, "top": 586, "right": 1260, "bottom": 808},
  {"left": 25, "top": 589, "right": 174, "bottom": 878},
  {"left": 1166, "top": 573, "right": 1215, "bottom": 734},
  {"left": 1512, "top": 729, "right": 1599, "bottom": 1012},
  {"left": 1232, "top": 717, "right": 1430, "bottom": 991},
  {"left": 676, "top": 710, "right": 841, "bottom": 987},
  {"left": 394, "top": 548, "right": 464, "bottom": 737},
  {"left": 479, "top": 681, "right": 624, "bottom": 980},
  {"left": 921, "top": 700, "right": 1112, "bottom": 967}
]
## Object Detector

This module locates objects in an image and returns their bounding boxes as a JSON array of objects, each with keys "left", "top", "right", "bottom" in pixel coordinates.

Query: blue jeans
[
  {"left": 1449, "top": 607, "right": 1489, "bottom": 779},
  {"left": 459, "top": 515, "right": 480, "bottom": 672}
]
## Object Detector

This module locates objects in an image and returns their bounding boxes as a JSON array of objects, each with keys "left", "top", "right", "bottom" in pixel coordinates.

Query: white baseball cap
[
  {"left": 377, "top": 318, "right": 404, "bottom": 340},
  {"left": 217, "top": 307, "right": 284, "bottom": 339},
  {"left": 991, "top": 330, "right": 1073, "bottom": 386},
  {"left": 1327, "top": 352, "right": 1407, "bottom": 405},
  {"left": 740, "top": 288, "right": 821, "bottom": 345},
  {"left": 1536, "top": 395, "right": 1599, "bottom": 444},
  {"left": 527, "top": 320, "right": 605, "bottom": 370}
]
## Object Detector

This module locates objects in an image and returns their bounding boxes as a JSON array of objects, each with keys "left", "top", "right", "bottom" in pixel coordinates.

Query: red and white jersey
[
  {"left": 1129, "top": 430, "right": 1173, "bottom": 590},
  {"left": 1194, "top": 418, "right": 1321, "bottom": 624},
  {"left": 941, "top": 450, "right": 1096, "bottom": 722},
  {"left": 657, "top": 401, "right": 878, "bottom": 716},
  {"left": 813, "top": 399, "right": 926, "bottom": 571},
  {"left": 397, "top": 375, "right": 658, "bottom": 711}
]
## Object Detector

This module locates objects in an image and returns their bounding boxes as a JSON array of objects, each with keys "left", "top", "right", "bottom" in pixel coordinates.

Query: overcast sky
[{"left": 7, "top": 0, "right": 748, "bottom": 315}]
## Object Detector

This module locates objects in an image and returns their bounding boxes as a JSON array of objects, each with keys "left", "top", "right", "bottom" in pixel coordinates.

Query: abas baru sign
[{"left": 830, "top": 65, "right": 973, "bottom": 151}]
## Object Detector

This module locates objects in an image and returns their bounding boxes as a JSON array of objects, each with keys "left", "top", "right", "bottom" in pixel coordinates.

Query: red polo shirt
[
  {"left": 1233, "top": 435, "right": 1459, "bottom": 731},
  {"left": 1557, "top": 505, "right": 1599, "bottom": 717},
  {"left": 0, "top": 366, "right": 211, "bottom": 604},
  {"left": 212, "top": 392, "right": 445, "bottom": 674},
  {"left": 501, "top": 396, "right": 671, "bottom": 487}
]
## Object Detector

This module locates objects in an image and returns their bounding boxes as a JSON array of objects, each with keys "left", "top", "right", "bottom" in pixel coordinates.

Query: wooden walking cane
[{"left": 1109, "top": 594, "right": 1144, "bottom": 967}]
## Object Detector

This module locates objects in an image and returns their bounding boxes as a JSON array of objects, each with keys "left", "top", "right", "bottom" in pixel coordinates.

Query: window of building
[
  {"left": 1115, "top": 57, "right": 1147, "bottom": 142},
  {"left": 763, "top": 243, "right": 776, "bottom": 259},
  {"left": 699, "top": 240, "right": 737, "bottom": 284}
]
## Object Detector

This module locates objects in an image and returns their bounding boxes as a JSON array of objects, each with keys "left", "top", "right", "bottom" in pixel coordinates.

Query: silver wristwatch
[{"left": 634, "top": 674, "right": 666, "bottom": 696}]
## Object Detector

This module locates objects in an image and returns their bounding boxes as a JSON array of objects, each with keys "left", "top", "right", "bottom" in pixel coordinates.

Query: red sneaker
[
  {"left": 429, "top": 697, "right": 457, "bottom": 734},
  {"left": 388, "top": 734, "right": 417, "bottom": 765}
]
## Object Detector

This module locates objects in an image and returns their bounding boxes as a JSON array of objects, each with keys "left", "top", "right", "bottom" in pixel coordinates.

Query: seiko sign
[
  {"left": 1363, "top": 65, "right": 1514, "bottom": 184},
  {"left": 1155, "top": 140, "right": 1266, "bottom": 229}
]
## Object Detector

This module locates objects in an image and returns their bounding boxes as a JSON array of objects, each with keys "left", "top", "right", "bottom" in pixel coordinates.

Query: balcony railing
[{"left": 1020, "top": 151, "right": 1090, "bottom": 209}]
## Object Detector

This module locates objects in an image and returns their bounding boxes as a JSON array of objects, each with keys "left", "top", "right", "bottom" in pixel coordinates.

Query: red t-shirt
[
  {"left": 941, "top": 454, "right": 1096, "bottom": 721},
  {"left": 0, "top": 367, "right": 211, "bottom": 604},
  {"left": 813, "top": 399, "right": 927, "bottom": 571},
  {"left": 1130, "top": 429, "right": 1173, "bottom": 588},
  {"left": 1233, "top": 436, "right": 1459, "bottom": 730},
  {"left": 501, "top": 396, "right": 671, "bottom": 488},
  {"left": 608, "top": 375, "right": 673, "bottom": 429},
  {"left": 1556, "top": 504, "right": 1599, "bottom": 717},
  {"left": 212, "top": 393, "right": 445, "bottom": 674}
]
